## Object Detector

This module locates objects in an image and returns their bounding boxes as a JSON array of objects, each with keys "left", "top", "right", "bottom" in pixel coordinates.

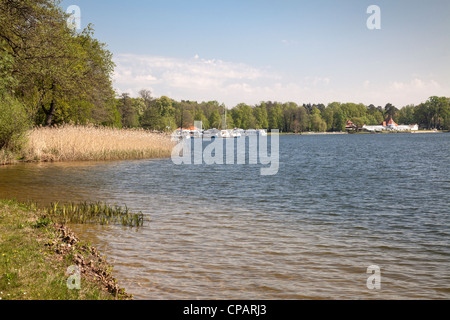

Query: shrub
[{"left": 0, "top": 93, "right": 31, "bottom": 153}]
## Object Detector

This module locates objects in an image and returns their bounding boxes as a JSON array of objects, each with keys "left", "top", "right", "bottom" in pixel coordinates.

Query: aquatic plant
[
  {"left": 46, "top": 201, "right": 145, "bottom": 228},
  {"left": 24, "top": 124, "right": 174, "bottom": 163}
]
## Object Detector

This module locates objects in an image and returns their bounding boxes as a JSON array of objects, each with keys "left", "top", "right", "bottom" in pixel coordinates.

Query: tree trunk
[{"left": 44, "top": 99, "right": 56, "bottom": 127}]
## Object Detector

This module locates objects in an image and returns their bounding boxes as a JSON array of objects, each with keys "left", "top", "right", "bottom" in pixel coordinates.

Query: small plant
[
  {"left": 46, "top": 201, "right": 145, "bottom": 228},
  {"left": 33, "top": 217, "right": 52, "bottom": 229}
]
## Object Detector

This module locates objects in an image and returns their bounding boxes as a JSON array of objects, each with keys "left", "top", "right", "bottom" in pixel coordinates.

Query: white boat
[
  {"left": 257, "top": 129, "right": 267, "bottom": 136},
  {"left": 245, "top": 129, "right": 258, "bottom": 136},
  {"left": 219, "top": 130, "right": 231, "bottom": 138},
  {"left": 171, "top": 129, "right": 191, "bottom": 141},
  {"left": 203, "top": 128, "right": 221, "bottom": 138},
  {"left": 230, "top": 129, "right": 242, "bottom": 138},
  {"left": 190, "top": 130, "right": 203, "bottom": 138}
]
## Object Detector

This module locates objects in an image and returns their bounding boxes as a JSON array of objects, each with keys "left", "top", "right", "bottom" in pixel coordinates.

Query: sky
[{"left": 60, "top": 0, "right": 450, "bottom": 108}]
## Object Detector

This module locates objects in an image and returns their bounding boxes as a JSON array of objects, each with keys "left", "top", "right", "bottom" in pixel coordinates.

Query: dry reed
[{"left": 25, "top": 124, "right": 175, "bottom": 162}]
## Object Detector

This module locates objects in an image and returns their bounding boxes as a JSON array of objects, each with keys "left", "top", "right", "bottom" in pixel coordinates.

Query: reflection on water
[{"left": 1, "top": 134, "right": 449, "bottom": 299}]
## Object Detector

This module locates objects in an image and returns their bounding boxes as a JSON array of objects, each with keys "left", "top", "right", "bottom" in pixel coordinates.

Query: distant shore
[
  {"left": 2, "top": 126, "right": 446, "bottom": 166},
  {"left": 270, "top": 130, "right": 446, "bottom": 135}
]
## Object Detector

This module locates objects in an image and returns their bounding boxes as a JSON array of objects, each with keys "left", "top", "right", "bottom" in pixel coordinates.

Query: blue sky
[{"left": 60, "top": 0, "right": 450, "bottom": 108}]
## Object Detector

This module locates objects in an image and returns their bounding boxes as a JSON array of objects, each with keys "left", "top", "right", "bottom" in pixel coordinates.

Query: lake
[{"left": 0, "top": 133, "right": 449, "bottom": 299}]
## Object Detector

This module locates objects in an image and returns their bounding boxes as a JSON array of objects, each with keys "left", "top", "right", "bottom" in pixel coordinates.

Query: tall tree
[
  {"left": 208, "top": 109, "right": 222, "bottom": 129},
  {"left": 268, "top": 103, "right": 283, "bottom": 130},
  {"left": 0, "top": 0, "right": 116, "bottom": 126},
  {"left": 384, "top": 103, "right": 399, "bottom": 122},
  {"left": 253, "top": 103, "right": 269, "bottom": 129},
  {"left": 309, "top": 107, "right": 326, "bottom": 132}
]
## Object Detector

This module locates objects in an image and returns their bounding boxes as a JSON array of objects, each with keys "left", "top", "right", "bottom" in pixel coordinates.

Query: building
[
  {"left": 363, "top": 118, "right": 419, "bottom": 132},
  {"left": 345, "top": 120, "right": 357, "bottom": 131}
]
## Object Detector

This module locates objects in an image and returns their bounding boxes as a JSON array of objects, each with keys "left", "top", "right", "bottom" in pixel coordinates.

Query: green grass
[
  {"left": 46, "top": 201, "right": 145, "bottom": 227},
  {"left": 0, "top": 199, "right": 130, "bottom": 300}
]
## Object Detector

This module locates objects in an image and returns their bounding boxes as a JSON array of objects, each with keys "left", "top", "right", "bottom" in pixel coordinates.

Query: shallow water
[{"left": 1, "top": 133, "right": 449, "bottom": 299}]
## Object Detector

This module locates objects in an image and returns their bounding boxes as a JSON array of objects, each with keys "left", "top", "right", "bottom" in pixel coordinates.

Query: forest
[{"left": 116, "top": 93, "right": 450, "bottom": 133}]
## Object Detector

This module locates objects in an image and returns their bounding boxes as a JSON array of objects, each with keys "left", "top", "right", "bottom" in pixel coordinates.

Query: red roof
[
  {"left": 387, "top": 118, "right": 398, "bottom": 126},
  {"left": 345, "top": 120, "right": 356, "bottom": 128},
  {"left": 177, "top": 126, "right": 200, "bottom": 131}
]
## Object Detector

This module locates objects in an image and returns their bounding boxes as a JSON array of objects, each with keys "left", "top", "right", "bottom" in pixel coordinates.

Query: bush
[{"left": 0, "top": 93, "right": 31, "bottom": 152}]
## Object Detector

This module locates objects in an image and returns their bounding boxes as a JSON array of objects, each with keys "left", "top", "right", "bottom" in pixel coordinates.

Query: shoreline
[
  {"left": 270, "top": 130, "right": 446, "bottom": 135},
  {"left": 1, "top": 125, "right": 175, "bottom": 167},
  {"left": 2, "top": 128, "right": 446, "bottom": 166},
  {"left": 0, "top": 199, "right": 132, "bottom": 300}
]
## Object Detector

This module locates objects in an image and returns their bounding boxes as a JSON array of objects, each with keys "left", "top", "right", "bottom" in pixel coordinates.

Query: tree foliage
[
  {"left": 0, "top": 0, "right": 117, "bottom": 127},
  {"left": 110, "top": 92, "right": 450, "bottom": 133}
]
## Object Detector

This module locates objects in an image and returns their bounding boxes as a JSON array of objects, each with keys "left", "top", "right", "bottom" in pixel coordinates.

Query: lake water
[{"left": 0, "top": 133, "right": 449, "bottom": 299}]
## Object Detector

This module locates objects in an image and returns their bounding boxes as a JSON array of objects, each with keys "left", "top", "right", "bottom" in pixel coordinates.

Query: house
[{"left": 345, "top": 120, "right": 357, "bottom": 131}]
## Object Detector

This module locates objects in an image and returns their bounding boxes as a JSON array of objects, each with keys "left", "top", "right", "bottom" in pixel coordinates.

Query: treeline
[{"left": 117, "top": 92, "right": 450, "bottom": 132}]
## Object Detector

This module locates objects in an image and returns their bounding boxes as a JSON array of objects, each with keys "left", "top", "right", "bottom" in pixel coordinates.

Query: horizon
[{"left": 61, "top": 0, "right": 450, "bottom": 108}]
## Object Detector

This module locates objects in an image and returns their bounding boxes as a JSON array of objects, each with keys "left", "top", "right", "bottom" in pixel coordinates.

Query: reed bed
[
  {"left": 0, "top": 149, "right": 16, "bottom": 165},
  {"left": 25, "top": 125, "right": 175, "bottom": 162},
  {"left": 46, "top": 201, "right": 145, "bottom": 227}
]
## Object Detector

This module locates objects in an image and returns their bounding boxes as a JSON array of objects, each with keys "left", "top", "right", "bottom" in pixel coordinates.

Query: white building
[{"left": 363, "top": 118, "right": 419, "bottom": 132}]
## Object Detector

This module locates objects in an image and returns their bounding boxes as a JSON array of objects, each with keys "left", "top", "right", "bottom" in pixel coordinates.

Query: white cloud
[
  {"left": 384, "top": 78, "right": 445, "bottom": 106},
  {"left": 389, "top": 78, "right": 440, "bottom": 92},
  {"left": 112, "top": 53, "right": 277, "bottom": 103},
  {"left": 112, "top": 54, "right": 447, "bottom": 107},
  {"left": 113, "top": 53, "right": 339, "bottom": 106}
]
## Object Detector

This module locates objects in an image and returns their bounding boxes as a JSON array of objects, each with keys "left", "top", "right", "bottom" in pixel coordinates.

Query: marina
[{"left": 173, "top": 127, "right": 267, "bottom": 140}]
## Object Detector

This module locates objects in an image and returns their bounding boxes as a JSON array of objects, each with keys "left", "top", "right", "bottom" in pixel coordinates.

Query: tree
[
  {"left": 333, "top": 108, "right": 346, "bottom": 132},
  {"left": 384, "top": 103, "right": 399, "bottom": 122},
  {"left": 194, "top": 109, "right": 209, "bottom": 129},
  {"left": 0, "top": 0, "right": 116, "bottom": 126},
  {"left": 268, "top": 103, "right": 283, "bottom": 130},
  {"left": 414, "top": 102, "right": 433, "bottom": 129},
  {"left": 139, "top": 89, "right": 153, "bottom": 105},
  {"left": 309, "top": 107, "right": 326, "bottom": 132},
  {"left": 156, "top": 96, "right": 175, "bottom": 118},
  {"left": 294, "top": 105, "right": 309, "bottom": 132},
  {"left": 367, "top": 104, "right": 384, "bottom": 124},
  {"left": 253, "top": 103, "right": 269, "bottom": 129},
  {"left": 321, "top": 108, "right": 334, "bottom": 131},
  {"left": 397, "top": 105, "right": 416, "bottom": 125},
  {"left": 208, "top": 109, "right": 221, "bottom": 129},
  {"left": 141, "top": 103, "right": 161, "bottom": 130},
  {"left": 117, "top": 93, "right": 138, "bottom": 128},
  {"left": 233, "top": 103, "right": 255, "bottom": 130},
  {"left": 350, "top": 117, "right": 365, "bottom": 131},
  {"left": 427, "top": 96, "right": 449, "bottom": 129}
]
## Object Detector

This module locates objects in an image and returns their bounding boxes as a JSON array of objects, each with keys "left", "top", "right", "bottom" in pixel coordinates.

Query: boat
[
  {"left": 257, "top": 129, "right": 267, "bottom": 136},
  {"left": 171, "top": 129, "right": 191, "bottom": 141},
  {"left": 219, "top": 130, "right": 231, "bottom": 138},
  {"left": 191, "top": 129, "right": 203, "bottom": 138},
  {"left": 203, "top": 128, "right": 221, "bottom": 139},
  {"left": 230, "top": 129, "right": 242, "bottom": 138},
  {"left": 245, "top": 129, "right": 258, "bottom": 136}
]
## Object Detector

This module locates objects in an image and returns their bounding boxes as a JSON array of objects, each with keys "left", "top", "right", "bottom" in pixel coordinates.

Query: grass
[
  {"left": 0, "top": 199, "right": 131, "bottom": 300},
  {"left": 46, "top": 201, "right": 145, "bottom": 228},
  {"left": 0, "top": 124, "right": 175, "bottom": 165}
]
